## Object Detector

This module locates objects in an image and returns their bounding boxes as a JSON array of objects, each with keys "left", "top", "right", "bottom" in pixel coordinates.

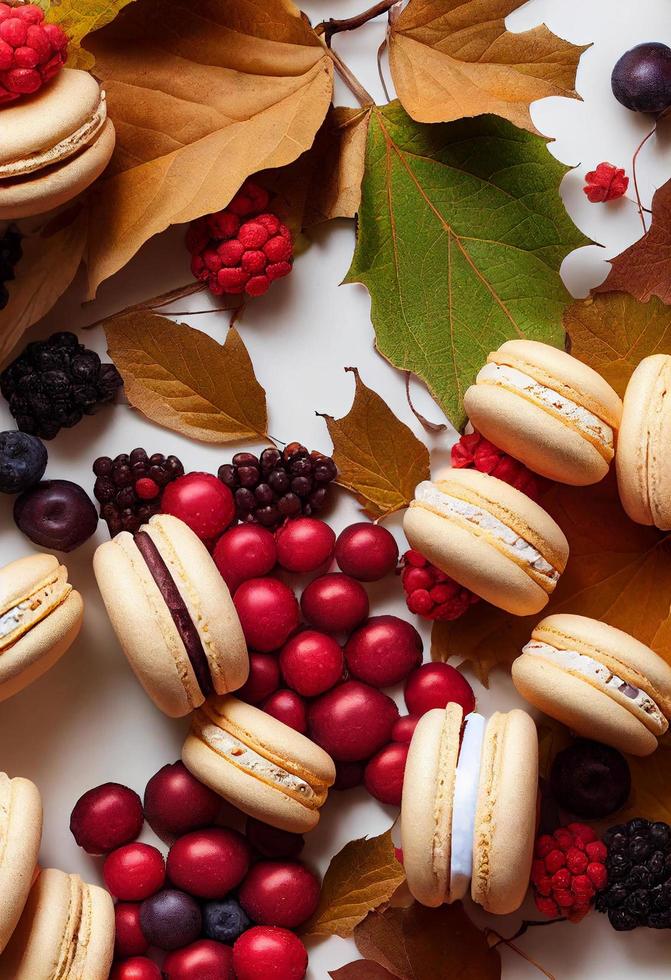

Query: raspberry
[
  {"left": 0, "top": 4, "right": 67, "bottom": 105},
  {"left": 535, "top": 895, "right": 560, "bottom": 917},
  {"left": 551, "top": 869, "right": 571, "bottom": 890},
  {"left": 399, "top": 549, "right": 478, "bottom": 623},
  {"left": 553, "top": 828, "right": 574, "bottom": 851},
  {"left": 208, "top": 211, "right": 240, "bottom": 239},
  {"left": 218, "top": 240, "right": 245, "bottom": 266},
  {"left": 545, "top": 850, "right": 565, "bottom": 874},
  {"left": 450, "top": 430, "right": 544, "bottom": 501},
  {"left": 587, "top": 862, "right": 608, "bottom": 890},
  {"left": 264, "top": 235, "right": 293, "bottom": 263},
  {"left": 266, "top": 261, "right": 292, "bottom": 281},
  {"left": 583, "top": 162, "right": 629, "bottom": 203},
  {"left": 566, "top": 848, "right": 589, "bottom": 874},
  {"left": 535, "top": 835, "right": 556, "bottom": 859},
  {"left": 246, "top": 275, "right": 270, "bottom": 297},
  {"left": 569, "top": 823, "right": 597, "bottom": 845},
  {"left": 228, "top": 180, "right": 270, "bottom": 216},
  {"left": 532, "top": 822, "right": 607, "bottom": 923},
  {"left": 238, "top": 221, "right": 269, "bottom": 249},
  {"left": 241, "top": 250, "right": 267, "bottom": 275},
  {"left": 586, "top": 841, "right": 608, "bottom": 864},
  {"left": 218, "top": 267, "right": 249, "bottom": 293}
]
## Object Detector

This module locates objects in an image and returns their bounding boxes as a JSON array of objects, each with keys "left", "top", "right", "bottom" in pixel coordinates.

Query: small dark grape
[
  {"left": 256, "top": 505, "right": 280, "bottom": 527},
  {"left": 291, "top": 476, "right": 312, "bottom": 497},
  {"left": 113, "top": 465, "right": 133, "bottom": 488},
  {"left": 254, "top": 483, "right": 274, "bottom": 505},
  {"left": 238, "top": 465, "right": 260, "bottom": 488},
  {"left": 93, "top": 456, "right": 113, "bottom": 477},
  {"left": 94, "top": 477, "right": 116, "bottom": 503},
  {"left": 278, "top": 493, "right": 301, "bottom": 516},
  {"left": 260, "top": 448, "right": 282, "bottom": 472},
  {"left": 114, "top": 454, "right": 130, "bottom": 467},
  {"left": 130, "top": 448, "right": 149, "bottom": 465},
  {"left": 233, "top": 452, "right": 259, "bottom": 467},
  {"left": 235, "top": 487, "right": 256, "bottom": 512},
  {"left": 268, "top": 468, "right": 290, "bottom": 494},
  {"left": 218, "top": 464, "right": 239, "bottom": 488}
]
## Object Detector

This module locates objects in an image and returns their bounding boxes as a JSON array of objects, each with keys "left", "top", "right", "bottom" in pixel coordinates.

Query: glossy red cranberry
[
  {"left": 104, "top": 843, "right": 166, "bottom": 901},
  {"left": 275, "top": 517, "right": 335, "bottom": 573},
  {"left": 308, "top": 680, "right": 399, "bottom": 761},
  {"left": 279, "top": 630, "right": 343, "bottom": 697},
  {"left": 391, "top": 715, "right": 421, "bottom": 744},
  {"left": 364, "top": 743, "right": 409, "bottom": 806},
  {"left": 335, "top": 522, "right": 399, "bottom": 581},
  {"left": 300, "top": 573, "right": 369, "bottom": 633},
  {"left": 238, "top": 653, "right": 281, "bottom": 704},
  {"left": 234, "top": 578, "right": 299, "bottom": 652},
  {"left": 233, "top": 926, "right": 308, "bottom": 980},
  {"left": 239, "top": 860, "right": 320, "bottom": 928},
  {"left": 109, "top": 958, "right": 162, "bottom": 980},
  {"left": 245, "top": 818, "right": 305, "bottom": 859},
  {"left": 143, "top": 761, "right": 221, "bottom": 838},
  {"left": 167, "top": 828, "right": 251, "bottom": 899},
  {"left": 140, "top": 889, "right": 202, "bottom": 951},
  {"left": 404, "top": 663, "right": 475, "bottom": 717},
  {"left": 345, "top": 615, "right": 422, "bottom": 687},
  {"left": 213, "top": 525, "right": 277, "bottom": 592},
  {"left": 114, "top": 902, "right": 148, "bottom": 958},
  {"left": 70, "top": 782, "right": 143, "bottom": 854},
  {"left": 161, "top": 472, "right": 235, "bottom": 541},
  {"left": 333, "top": 761, "right": 365, "bottom": 790},
  {"left": 262, "top": 689, "right": 308, "bottom": 734},
  {"left": 163, "top": 939, "right": 234, "bottom": 979}
]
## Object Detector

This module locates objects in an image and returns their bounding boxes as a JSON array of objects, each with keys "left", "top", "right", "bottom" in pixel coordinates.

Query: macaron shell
[
  {"left": 78, "top": 882, "right": 114, "bottom": 980},
  {"left": 0, "top": 775, "right": 42, "bottom": 953},
  {"left": 0, "top": 554, "right": 61, "bottom": 613}
]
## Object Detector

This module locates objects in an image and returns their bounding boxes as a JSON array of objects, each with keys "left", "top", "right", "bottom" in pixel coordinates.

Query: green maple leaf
[{"left": 345, "top": 102, "right": 589, "bottom": 429}]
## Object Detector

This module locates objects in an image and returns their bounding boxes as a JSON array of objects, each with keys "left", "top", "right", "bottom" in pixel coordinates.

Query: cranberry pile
[{"left": 71, "top": 764, "right": 315, "bottom": 979}]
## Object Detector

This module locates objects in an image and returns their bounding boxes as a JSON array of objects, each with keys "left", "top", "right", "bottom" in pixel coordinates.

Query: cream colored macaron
[
  {"left": 0, "top": 774, "right": 42, "bottom": 953},
  {"left": 0, "top": 68, "right": 115, "bottom": 219},
  {"left": 183, "top": 695, "right": 336, "bottom": 834},
  {"left": 0, "top": 868, "right": 114, "bottom": 980},
  {"left": 616, "top": 354, "right": 671, "bottom": 529},
  {"left": 0, "top": 553, "right": 83, "bottom": 703},
  {"left": 512, "top": 614, "right": 671, "bottom": 756},
  {"left": 463, "top": 340, "right": 623, "bottom": 485},
  {"left": 403, "top": 469, "right": 569, "bottom": 615},
  {"left": 94, "top": 514, "right": 249, "bottom": 718},
  {"left": 401, "top": 704, "right": 538, "bottom": 914}
]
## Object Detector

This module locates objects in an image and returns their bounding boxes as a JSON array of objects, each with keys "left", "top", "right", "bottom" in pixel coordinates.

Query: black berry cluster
[
  {"left": 93, "top": 449, "right": 184, "bottom": 536},
  {"left": 218, "top": 443, "right": 337, "bottom": 529},
  {"left": 596, "top": 819, "right": 671, "bottom": 930},
  {"left": 0, "top": 331, "right": 123, "bottom": 440},
  {"left": 0, "top": 226, "right": 21, "bottom": 310}
]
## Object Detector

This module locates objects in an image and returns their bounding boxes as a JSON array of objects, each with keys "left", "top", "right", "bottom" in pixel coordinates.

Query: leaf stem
[
  {"left": 631, "top": 123, "right": 657, "bottom": 234},
  {"left": 325, "top": 46, "right": 375, "bottom": 107},
  {"left": 485, "top": 929, "right": 557, "bottom": 980},
  {"left": 81, "top": 281, "right": 246, "bottom": 331},
  {"left": 315, "top": 0, "right": 396, "bottom": 44}
]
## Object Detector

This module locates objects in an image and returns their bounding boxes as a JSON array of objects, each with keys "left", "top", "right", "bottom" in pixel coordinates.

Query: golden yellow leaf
[
  {"left": 319, "top": 368, "right": 430, "bottom": 520},
  {"left": 105, "top": 313, "right": 268, "bottom": 443},
  {"left": 42, "top": 0, "right": 136, "bottom": 69},
  {"left": 388, "top": 0, "right": 587, "bottom": 133},
  {"left": 83, "top": 0, "right": 333, "bottom": 295}
]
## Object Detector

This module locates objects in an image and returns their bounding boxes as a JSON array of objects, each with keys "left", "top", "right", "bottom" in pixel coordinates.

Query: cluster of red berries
[
  {"left": 187, "top": 181, "right": 293, "bottom": 299},
  {"left": 451, "top": 430, "right": 543, "bottom": 500},
  {"left": 0, "top": 3, "right": 68, "bottom": 103},
  {"left": 531, "top": 823, "right": 608, "bottom": 922},
  {"left": 70, "top": 764, "right": 316, "bottom": 980}
]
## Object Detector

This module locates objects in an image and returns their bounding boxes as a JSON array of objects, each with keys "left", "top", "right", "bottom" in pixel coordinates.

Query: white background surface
[{"left": 1, "top": 0, "right": 671, "bottom": 976}]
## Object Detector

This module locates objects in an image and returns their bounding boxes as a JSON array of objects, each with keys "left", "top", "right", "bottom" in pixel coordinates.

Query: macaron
[
  {"left": 182, "top": 695, "right": 336, "bottom": 833},
  {"left": 512, "top": 614, "right": 671, "bottom": 757},
  {"left": 403, "top": 469, "right": 569, "bottom": 615},
  {"left": 616, "top": 354, "right": 671, "bottom": 529},
  {"left": 0, "top": 68, "right": 115, "bottom": 219},
  {"left": 0, "top": 774, "right": 42, "bottom": 953},
  {"left": 401, "top": 704, "right": 538, "bottom": 914},
  {"left": 94, "top": 514, "right": 249, "bottom": 718},
  {"left": 463, "top": 340, "right": 623, "bottom": 485},
  {"left": 0, "top": 868, "right": 114, "bottom": 979},
  {"left": 0, "top": 553, "right": 83, "bottom": 702}
]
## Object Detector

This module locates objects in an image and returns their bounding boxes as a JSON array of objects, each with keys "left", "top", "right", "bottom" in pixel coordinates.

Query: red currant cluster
[
  {"left": 451, "top": 430, "right": 544, "bottom": 500},
  {"left": 531, "top": 823, "right": 608, "bottom": 923},
  {"left": 70, "top": 764, "right": 315, "bottom": 980}
]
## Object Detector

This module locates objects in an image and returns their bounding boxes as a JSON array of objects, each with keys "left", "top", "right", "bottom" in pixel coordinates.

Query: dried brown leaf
[
  {"left": 42, "top": 0, "right": 136, "bottom": 69},
  {"left": 330, "top": 963, "right": 400, "bottom": 980}
]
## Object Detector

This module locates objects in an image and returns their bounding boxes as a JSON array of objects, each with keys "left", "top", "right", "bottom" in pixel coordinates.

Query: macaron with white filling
[
  {"left": 512, "top": 614, "right": 671, "bottom": 757},
  {"left": 403, "top": 469, "right": 568, "bottom": 616},
  {"left": 463, "top": 340, "right": 622, "bottom": 485}
]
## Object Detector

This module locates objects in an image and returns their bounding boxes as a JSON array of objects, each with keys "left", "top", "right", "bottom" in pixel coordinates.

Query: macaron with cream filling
[{"left": 0, "top": 774, "right": 42, "bottom": 953}]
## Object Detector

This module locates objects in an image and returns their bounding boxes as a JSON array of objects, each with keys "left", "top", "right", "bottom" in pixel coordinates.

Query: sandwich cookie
[
  {"left": 401, "top": 705, "right": 538, "bottom": 914},
  {"left": 0, "top": 68, "right": 115, "bottom": 219},
  {"left": 616, "top": 354, "right": 671, "bottom": 529},
  {"left": 463, "top": 340, "right": 623, "bottom": 485},
  {"left": 0, "top": 774, "right": 42, "bottom": 953},
  {"left": 512, "top": 614, "right": 671, "bottom": 757},
  {"left": 0, "top": 554, "right": 83, "bottom": 702},
  {"left": 94, "top": 514, "right": 249, "bottom": 718},
  {"left": 182, "top": 695, "right": 336, "bottom": 834},
  {"left": 0, "top": 868, "right": 114, "bottom": 980},
  {"left": 403, "top": 469, "right": 569, "bottom": 616}
]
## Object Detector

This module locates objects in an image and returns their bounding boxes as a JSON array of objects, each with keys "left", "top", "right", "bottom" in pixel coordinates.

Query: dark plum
[
  {"left": 140, "top": 889, "right": 202, "bottom": 951},
  {"left": 611, "top": 42, "right": 671, "bottom": 113},
  {"left": 14, "top": 479, "right": 98, "bottom": 551}
]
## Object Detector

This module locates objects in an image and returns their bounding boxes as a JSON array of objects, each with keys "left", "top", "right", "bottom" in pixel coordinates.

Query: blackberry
[
  {"left": 218, "top": 442, "right": 337, "bottom": 529},
  {"left": 598, "top": 818, "right": 671, "bottom": 930},
  {"left": 93, "top": 449, "right": 184, "bottom": 536},
  {"left": 0, "top": 331, "right": 123, "bottom": 440},
  {"left": 0, "top": 226, "right": 22, "bottom": 311}
]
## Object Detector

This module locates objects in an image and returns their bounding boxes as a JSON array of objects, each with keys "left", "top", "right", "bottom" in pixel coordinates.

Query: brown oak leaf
[
  {"left": 319, "top": 368, "right": 430, "bottom": 520},
  {"left": 330, "top": 963, "right": 400, "bottom": 980},
  {"left": 42, "top": 0, "right": 136, "bottom": 69},
  {"left": 388, "top": 0, "right": 587, "bottom": 133}
]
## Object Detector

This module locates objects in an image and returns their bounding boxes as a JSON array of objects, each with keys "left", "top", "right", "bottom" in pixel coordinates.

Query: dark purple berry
[{"left": 612, "top": 42, "right": 671, "bottom": 113}]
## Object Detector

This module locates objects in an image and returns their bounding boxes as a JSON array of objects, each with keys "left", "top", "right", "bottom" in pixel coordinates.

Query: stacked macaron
[{"left": 0, "top": 773, "right": 42, "bottom": 953}]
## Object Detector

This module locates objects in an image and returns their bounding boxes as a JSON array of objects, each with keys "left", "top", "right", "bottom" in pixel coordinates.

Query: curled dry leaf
[
  {"left": 83, "top": 0, "right": 333, "bottom": 295},
  {"left": 318, "top": 367, "right": 430, "bottom": 521},
  {"left": 330, "top": 963, "right": 400, "bottom": 980},
  {"left": 41, "top": 0, "right": 137, "bottom": 69},
  {"left": 388, "top": 0, "right": 587, "bottom": 133},
  {"left": 104, "top": 312, "right": 268, "bottom": 443},
  {"left": 303, "top": 829, "right": 405, "bottom": 939}
]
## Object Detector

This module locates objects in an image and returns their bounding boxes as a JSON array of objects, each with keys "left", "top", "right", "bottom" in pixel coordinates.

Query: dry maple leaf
[
  {"left": 303, "top": 829, "right": 405, "bottom": 939},
  {"left": 330, "top": 963, "right": 399, "bottom": 980},
  {"left": 388, "top": 0, "right": 587, "bottom": 134},
  {"left": 82, "top": 0, "right": 333, "bottom": 295},
  {"left": 105, "top": 313, "right": 268, "bottom": 443},
  {"left": 41, "top": 0, "right": 136, "bottom": 69},
  {"left": 318, "top": 367, "right": 430, "bottom": 521}
]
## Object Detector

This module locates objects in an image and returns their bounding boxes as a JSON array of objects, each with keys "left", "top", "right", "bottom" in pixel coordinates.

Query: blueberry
[
  {"left": 140, "top": 889, "right": 201, "bottom": 951},
  {"left": 203, "top": 897, "right": 251, "bottom": 943},
  {"left": 0, "top": 431, "right": 47, "bottom": 494},
  {"left": 612, "top": 42, "right": 671, "bottom": 113}
]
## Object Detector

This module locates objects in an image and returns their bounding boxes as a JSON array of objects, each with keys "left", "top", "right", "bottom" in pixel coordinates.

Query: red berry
[
  {"left": 535, "top": 835, "right": 555, "bottom": 859},
  {"left": 241, "top": 250, "right": 267, "bottom": 274},
  {"left": 583, "top": 162, "right": 629, "bottom": 203},
  {"left": 263, "top": 689, "right": 308, "bottom": 734},
  {"left": 233, "top": 926, "right": 308, "bottom": 980},
  {"left": 553, "top": 828, "right": 574, "bottom": 851},
  {"left": 568, "top": 823, "right": 597, "bottom": 845},
  {"left": 275, "top": 518, "right": 335, "bottom": 573},
  {"left": 70, "top": 783, "right": 143, "bottom": 855},
  {"left": 238, "top": 653, "right": 281, "bottom": 705},
  {"left": 545, "top": 850, "right": 565, "bottom": 874},
  {"left": 167, "top": 828, "right": 251, "bottom": 900},
  {"left": 404, "top": 663, "right": 475, "bottom": 717},
  {"left": 364, "top": 742, "right": 409, "bottom": 806},
  {"left": 308, "top": 680, "right": 399, "bottom": 761},
  {"left": 239, "top": 860, "right": 320, "bottom": 928},
  {"left": 266, "top": 261, "right": 292, "bottom": 281},
  {"left": 163, "top": 939, "right": 234, "bottom": 979},
  {"left": 245, "top": 818, "right": 305, "bottom": 859},
  {"left": 115, "top": 903, "right": 149, "bottom": 958},
  {"left": 401, "top": 566, "right": 434, "bottom": 592},
  {"left": 300, "top": 573, "right": 369, "bottom": 634},
  {"left": 279, "top": 631, "right": 343, "bottom": 697},
  {"left": 104, "top": 843, "right": 166, "bottom": 901},
  {"left": 263, "top": 234, "right": 292, "bottom": 263},
  {"left": 238, "top": 220, "right": 269, "bottom": 249},
  {"left": 555, "top": 889, "right": 575, "bottom": 908},
  {"left": 143, "top": 761, "right": 221, "bottom": 838},
  {"left": 391, "top": 715, "right": 421, "bottom": 744},
  {"left": 587, "top": 862, "right": 608, "bottom": 890},
  {"left": 0, "top": 18, "right": 27, "bottom": 46},
  {"left": 234, "top": 578, "right": 299, "bottom": 652},
  {"left": 551, "top": 868, "right": 571, "bottom": 890},
  {"left": 218, "top": 267, "right": 249, "bottom": 292},
  {"left": 334, "top": 523, "right": 399, "bottom": 581},
  {"left": 586, "top": 841, "right": 608, "bottom": 864},
  {"left": 213, "top": 524, "right": 277, "bottom": 592},
  {"left": 218, "top": 239, "right": 245, "bottom": 265},
  {"left": 110, "top": 959, "right": 162, "bottom": 980},
  {"left": 566, "top": 847, "right": 588, "bottom": 874},
  {"left": 135, "top": 477, "right": 160, "bottom": 500},
  {"left": 161, "top": 473, "right": 235, "bottom": 541},
  {"left": 245, "top": 275, "right": 270, "bottom": 297},
  {"left": 571, "top": 874, "right": 594, "bottom": 897},
  {"left": 345, "top": 615, "right": 422, "bottom": 688},
  {"left": 209, "top": 211, "right": 241, "bottom": 238}
]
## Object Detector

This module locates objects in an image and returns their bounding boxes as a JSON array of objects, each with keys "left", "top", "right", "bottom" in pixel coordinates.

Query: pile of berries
[
  {"left": 531, "top": 823, "right": 608, "bottom": 922},
  {"left": 187, "top": 180, "right": 293, "bottom": 299},
  {"left": 0, "top": 225, "right": 21, "bottom": 309},
  {"left": 71, "top": 764, "right": 315, "bottom": 979},
  {"left": 93, "top": 450, "right": 185, "bottom": 536},
  {"left": 0, "top": 3, "right": 68, "bottom": 104},
  {"left": 400, "top": 549, "right": 479, "bottom": 622},
  {"left": 596, "top": 819, "right": 671, "bottom": 931},
  {"left": 451, "top": 430, "right": 543, "bottom": 500}
]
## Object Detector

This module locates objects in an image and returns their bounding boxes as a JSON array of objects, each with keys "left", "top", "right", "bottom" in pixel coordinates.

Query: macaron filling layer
[
  {"left": 478, "top": 362, "right": 614, "bottom": 452},
  {"left": 0, "top": 573, "right": 71, "bottom": 650},
  {"left": 449, "top": 713, "right": 486, "bottom": 902},
  {"left": 134, "top": 531, "right": 213, "bottom": 698},
  {"left": 415, "top": 481, "right": 559, "bottom": 584},
  {"left": 523, "top": 640, "right": 667, "bottom": 731}
]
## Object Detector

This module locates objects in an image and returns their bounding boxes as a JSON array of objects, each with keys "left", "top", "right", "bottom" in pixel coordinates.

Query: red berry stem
[{"left": 631, "top": 121, "right": 658, "bottom": 233}]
